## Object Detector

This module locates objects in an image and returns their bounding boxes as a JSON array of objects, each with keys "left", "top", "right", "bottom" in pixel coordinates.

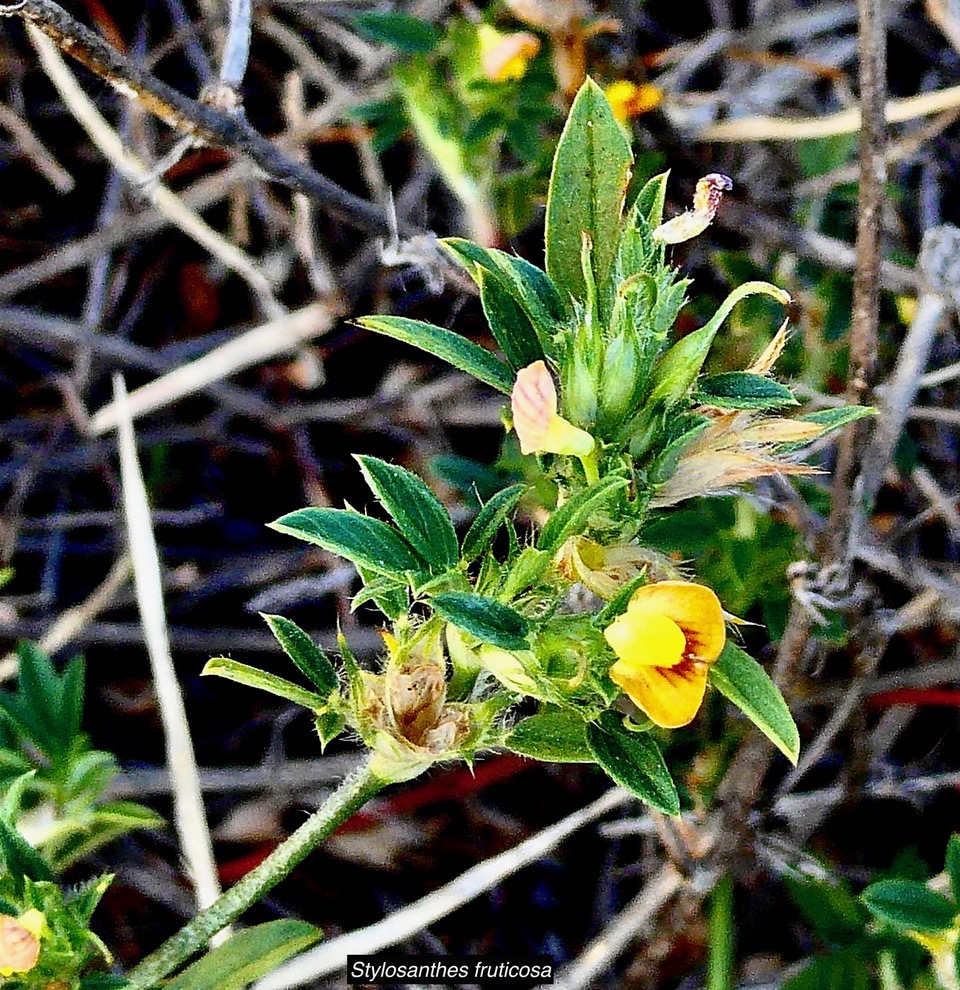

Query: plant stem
[
  {"left": 706, "top": 872, "right": 735, "bottom": 990},
  {"left": 125, "top": 759, "right": 387, "bottom": 990}
]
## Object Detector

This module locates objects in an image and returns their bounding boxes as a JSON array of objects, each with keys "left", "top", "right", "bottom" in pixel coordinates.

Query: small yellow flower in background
[
  {"left": 0, "top": 909, "right": 44, "bottom": 976},
  {"left": 478, "top": 25, "right": 541, "bottom": 83},
  {"left": 653, "top": 173, "right": 733, "bottom": 245},
  {"left": 604, "top": 80, "right": 663, "bottom": 123},
  {"left": 512, "top": 361, "right": 596, "bottom": 458},
  {"left": 603, "top": 581, "right": 725, "bottom": 728}
]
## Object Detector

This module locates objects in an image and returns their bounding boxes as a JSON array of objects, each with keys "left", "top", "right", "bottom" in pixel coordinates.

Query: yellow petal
[
  {"left": 627, "top": 581, "right": 725, "bottom": 663},
  {"left": 610, "top": 656, "right": 709, "bottom": 728},
  {"left": 604, "top": 80, "right": 663, "bottom": 122},
  {"left": 479, "top": 26, "right": 540, "bottom": 82},
  {"left": 16, "top": 911, "right": 44, "bottom": 940},
  {"left": 0, "top": 914, "right": 40, "bottom": 975},
  {"left": 511, "top": 361, "right": 595, "bottom": 457},
  {"left": 604, "top": 609, "right": 685, "bottom": 668}
]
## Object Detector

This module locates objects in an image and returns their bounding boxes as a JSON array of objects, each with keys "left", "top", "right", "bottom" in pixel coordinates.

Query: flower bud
[
  {"left": 512, "top": 361, "right": 595, "bottom": 458},
  {"left": 598, "top": 333, "right": 641, "bottom": 431}
]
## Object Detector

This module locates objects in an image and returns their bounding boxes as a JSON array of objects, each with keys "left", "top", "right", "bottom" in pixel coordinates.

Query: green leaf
[
  {"left": 461, "top": 484, "right": 527, "bottom": 562},
  {"left": 69, "top": 874, "right": 114, "bottom": 926},
  {"left": 477, "top": 268, "right": 546, "bottom": 370},
  {"left": 785, "top": 874, "right": 866, "bottom": 945},
  {"left": 695, "top": 372, "right": 798, "bottom": 410},
  {"left": 261, "top": 614, "right": 339, "bottom": 697},
  {"left": 355, "top": 456, "right": 458, "bottom": 571},
  {"left": 783, "top": 948, "right": 871, "bottom": 990},
  {"left": 537, "top": 474, "right": 628, "bottom": 554},
  {"left": 799, "top": 406, "right": 876, "bottom": 430},
  {"left": 862, "top": 880, "right": 958, "bottom": 934},
  {"left": 441, "top": 239, "right": 565, "bottom": 358},
  {"left": 946, "top": 835, "right": 960, "bottom": 904},
  {"left": 546, "top": 79, "right": 633, "bottom": 309},
  {"left": 505, "top": 711, "right": 594, "bottom": 763},
  {"left": 649, "top": 282, "right": 791, "bottom": 405},
  {"left": 351, "top": 569, "right": 409, "bottom": 620},
  {"left": 357, "top": 316, "right": 514, "bottom": 394},
  {"left": 586, "top": 711, "right": 679, "bottom": 815},
  {"left": 708, "top": 642, "right": 800, "bottom": 764},
  {"left": 431, "top": 592, "right": 530, "bottom": 651},
  {"left": 353, "top": 12, "right": 440, "bottom": 54},
  {"left": 315, "top": 710, "right": 346, "bottom": 751},
  {"left": 270, "top": 507, "right": 425, "bottom": 578},
  {"left": 203, "top": 658, "right": 325, "bottom": 710},
  {"left": 166, "top": 919, "right": 322, "bottom": 990},
  {"left": 0, "top": 816, "right": 53, "bottom": 894},
  {"left": 633, "top": 170, "right": 670, "bottom": 229}
]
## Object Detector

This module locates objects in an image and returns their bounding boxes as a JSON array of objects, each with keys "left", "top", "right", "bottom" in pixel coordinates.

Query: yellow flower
[
  {"left": 603, "top": 581, "right": 725, "bottom": 728},
  {"left": 604, "top": 80, "right": 663, "bottom": 123},
  {"left": 511, "top": 361, "right": 595, "bottom": 457},
  {"left": 478, "top": 25, "right": 541, "bottom": 83},
  {"left": 653, "top": 173, "right": 732, "bottom": 244},
  {"left": 0, "top": 909, "right": 44, "bottom": 976}
]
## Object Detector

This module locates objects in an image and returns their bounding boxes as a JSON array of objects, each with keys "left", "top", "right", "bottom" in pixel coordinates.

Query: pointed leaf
[
  {"left": 477, "top": 268, "right": 546, "bottom": 370},
  {"left": 357, "top": 316, "right": 514, "bottom": 394},
  {"left": 261, "top": 614, "right": 339, "bottom": 697},
  {"left": 355, "top": 456, "right": 458, "bottom": 571},
  {"left": 695, "top": 372, "right": 798, "bottom": 410},
  {"left": 461, "top": 484, "right": 527, "bottom": 562},
  {"left": 203, "top": 658, "right": 326, "bottom": 710},
  {"left": 649, "top": 282, "right": 791, "bottom": 405},
  {"left": 505, "top": 711, "right": 594, "bottom": 763},
  {"left": 441, "top": 239, "right": 566, "bottom": 348},
  {"left": 353, "top": 12, "right": 440, "bottom": 53},
  {"left": 537, "top": 474, "right": 628, "bottom": 554},
  {"left": 708, "top": 642, "right": 800, "bottom": 764},
  {"left": 0, "top": 817, "right": 53, "bottom": 894},
  {"left": 166, "top": 919, "right": 322, "bottom": 990},
  {"left": 57, "top": 655, "right": 86, "bottom": 745},
  {"left": 586, "top": 711, "right": 679, "bottom": 815},
  {"left": 862, "top": 880, "right": 957, "bottom": 934},
  {"left": 431, "top": 592, "right": 530, "bottom": 651},
  {"left": 270, "top": 507, "right": 425, "bottom": 578},
  {"left": 546, "top": 79, "right": 633, "bottom": 309}
]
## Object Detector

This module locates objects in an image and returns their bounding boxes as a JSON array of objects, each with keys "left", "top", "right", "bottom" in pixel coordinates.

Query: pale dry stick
[
  {"left": 850, "top": 229, "right": 955, "bottom": 552},
  {"left": 542, "top": 867, "right": 688, "bottom": 990},
  {"left": 252, "top": 788, "right": 634, "bottom": 990},
  {"left": 0, "top": 553, "right": 132, "bottom": 682},
  {"left": 283, "top": 72, "right": 336, "bottom": 297},
  {"left": 912, "top": 465, "right": 960, "bottom": 538},
  {"left": 919, "top": 357, "right": 960, "bottom": 387},
  {"left": 0, "top": 100, "right": 74, "bottom": 191},
  {"left": 218, "top": 0, "right": 252, "bottom": 93},
  {"left": 89, "top": 302, "right": 337, "bottom": 435},
  {"left": 927, "top": 0, "right": 960, "bottom": 56},
  {"left": 909, "top": 406, "right": 960, "bottom": 425},
  {"left": 699, "top": 81, "right": 960, "bottom": 141},
  {"left": 113, "top": 374, "right": 225, "bottom": 931},
  {"left": 827, "top": 0, "right": 886, "bottom": 563},
  {"left": 793, "top": 108, "right": 960, "bottom": 199},
  {"left": 26, "top": 25, "right": 283, "bottom": 318}
]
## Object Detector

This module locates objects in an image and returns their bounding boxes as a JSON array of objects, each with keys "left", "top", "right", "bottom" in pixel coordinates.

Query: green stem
[
  {"left": 706, "top": 872, "right": 735, "bottom": 990},
  {"left": 126, "top": 759, "right": 387, "bottom": 989}
]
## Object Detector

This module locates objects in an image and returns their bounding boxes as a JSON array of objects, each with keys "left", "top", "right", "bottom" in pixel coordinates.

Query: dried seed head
[{"left": 389, "top": 664, "right": 447, "bottom": 745}]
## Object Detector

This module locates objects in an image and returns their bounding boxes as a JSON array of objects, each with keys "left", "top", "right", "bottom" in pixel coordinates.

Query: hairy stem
[{"left": 126, "top": 759, "right": 387, "bottom": 989}]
